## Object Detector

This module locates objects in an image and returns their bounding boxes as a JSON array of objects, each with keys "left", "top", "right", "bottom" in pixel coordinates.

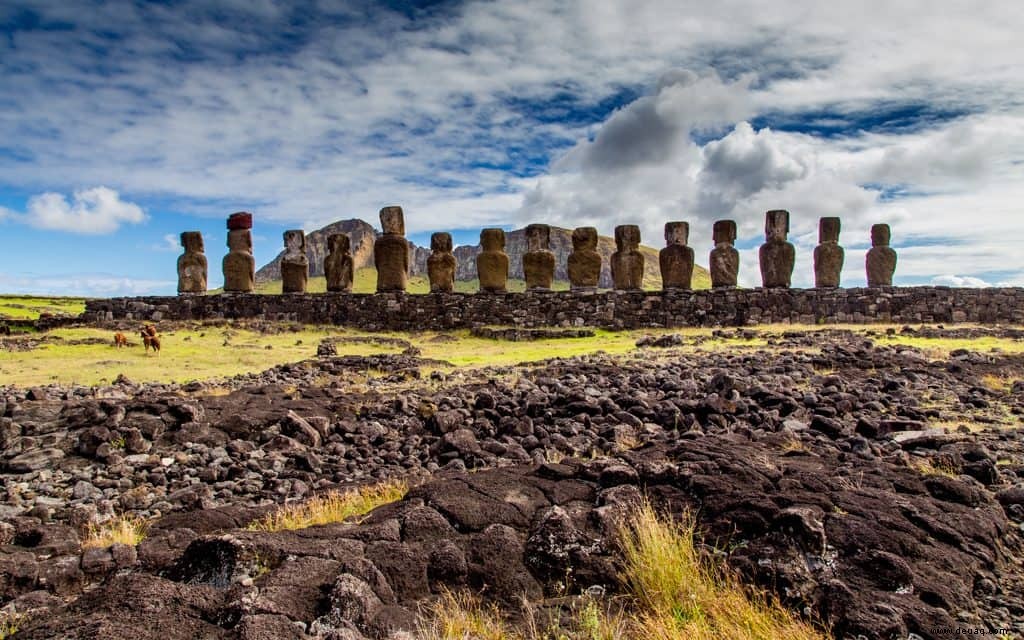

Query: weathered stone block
[{"left": 659, "top": 221, "right": 694, "bottom": 290}]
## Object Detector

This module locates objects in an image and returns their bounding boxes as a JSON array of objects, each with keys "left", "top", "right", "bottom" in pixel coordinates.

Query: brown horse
[
  {"left": 113, "top": 332, "right": 128, "bottom": 348},
  {"left": 141, "top": 325, "right": 161, "bottom": 355}
]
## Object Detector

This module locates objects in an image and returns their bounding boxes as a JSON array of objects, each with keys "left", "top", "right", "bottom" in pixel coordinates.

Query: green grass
[
  {"left": 876, "top": 333, "right": 1024, "bottom": 357},
  {"left": 0, "top": 295, "right": 87, "bottom": 320}
]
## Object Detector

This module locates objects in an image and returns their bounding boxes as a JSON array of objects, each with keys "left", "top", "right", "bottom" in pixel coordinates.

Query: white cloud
[
  {"left": 931, "top": 275, "right": 991, "bottom": 288},
  {"left": 13, "top": 187, "right": 147, "bottom": 234},
  {"left": 0, "top": 272, "right": 174, "bottom": 297},
  {"left": 154, "top": 233, "right": 181, "bottom": 253}
]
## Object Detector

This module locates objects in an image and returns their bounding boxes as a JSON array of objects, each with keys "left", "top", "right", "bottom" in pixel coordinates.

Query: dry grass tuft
[
  {"left": 0, "top": 612, "right": 23, "bottom": 639},
  {"left": 910, "top": 458, "right": 960, "bottom": 478},
  {"left": 247, "top": 479, "right": 408, "bottom": 532},
  {"left": 420, "top": 502, "right": 828, "bottom": 640},
  {"left": 82, "top": 514, "right": 148, "bottom": 548}
]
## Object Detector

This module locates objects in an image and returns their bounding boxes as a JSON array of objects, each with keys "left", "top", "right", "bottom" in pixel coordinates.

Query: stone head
[
  {"left": 379, "top": 206, "right": 405, "bottom": 235},
  {"left": 431, "top": 232, "right": 452, "bottom": 253},
  {"left": 480, "top": 228, "right": 505, "bottom": 252},
  {"left": 572, "top": 227, "right": 598, "bottom": 252},
  {"left": 328, "top": 233, "right": 350, "bottom": 254},
  {"left": 614, "top": 225, "right": 641, "bottom": 251},
  {"left": 713, "top": 220, "right": 737, "bottom": 245},
  {"left": 227, "top": 211, "right": 253, "bottom": 230},
  {"left": 284, "top": 230, "right": 305, "bottom": 252},
  {"left": 227, "top": 228, "right": 252, "bottom": 252},
  {"left": 664, "top": 221, "right": 689, "bottom": 247},
  {"left": 765, "top": 210, "right": 790, "bottom": 242},
  {"left": 871, "top": 223, "right": 891, "bottom": 247},
  {"left": 819, "top": 217, "right": 841, "bottom": 244},
  {"left": 181, "top": 231, "right": 204, "bottom": 253},
  {"left": 525, "top": 224, "right": 550, "bottom": 252}
]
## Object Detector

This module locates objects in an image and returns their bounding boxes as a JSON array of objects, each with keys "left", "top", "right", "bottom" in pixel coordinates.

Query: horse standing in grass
[
  {"left": 113, "top": 332, "right": 128, "bottom": 348},
  {"left": 140, "top": 325, "right": 161, "bottom": 355}
]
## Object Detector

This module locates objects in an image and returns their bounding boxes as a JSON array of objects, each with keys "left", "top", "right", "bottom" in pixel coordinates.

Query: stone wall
[{"left": 83, "top": 287, "right": 1024, "bottom": 330}]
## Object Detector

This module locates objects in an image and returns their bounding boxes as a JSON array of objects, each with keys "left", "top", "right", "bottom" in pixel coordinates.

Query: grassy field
[
  {"left": 0, "top": 324, "right": 760, "bottom": 387},
  {"left": 0, "top": 295, "right": 87, "bottom": 320}
]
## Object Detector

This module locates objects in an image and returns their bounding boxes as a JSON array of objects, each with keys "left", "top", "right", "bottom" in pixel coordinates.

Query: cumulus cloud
[
  {"left": 0, "top": 272, "right": 173, "bottom": 297},
  {"left": 12, "top": 187, "right": 147, "bottom": 234},
  {"left": 931, "top": 275, "right": 991, "bottom": 288}
]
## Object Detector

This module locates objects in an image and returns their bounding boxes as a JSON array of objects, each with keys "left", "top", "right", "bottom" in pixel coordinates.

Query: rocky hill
[{"left": 256, "top": 219, "right": 710, "bottom": 288}]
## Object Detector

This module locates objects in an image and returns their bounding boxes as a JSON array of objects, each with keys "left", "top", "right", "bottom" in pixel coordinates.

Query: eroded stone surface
[
  {"left": 659, "top": 221, "right": 694, "bottom": 290},
  {"left": 759, "top": 210, "right": 796, "bottom": 288},
  {"left": 610, "top": 225, "right": 644, "bottom": 290},
  {"left": 867, "top": 224, "right": 898, "bottom": 286},
  {"left": 427, "top": 233, "right": 456, "bottom": 293},
  {"left": 477, "top": 229, "right": 509, "bottom": 293},
  {"left": 522, "top": 224, "right": 555, "bottom": 291},
  {"left": 814, "top": 217, "right": 844, "bottom": 288},
  {"left": 223, "top": 213, "right": 255, "bottom": 293},
  {"left": 709, "top": 219, "right": 739, "bottom": 288},
  {"left": 567, "top": 227, "right": 601, "bottom": 290},
  {"left": 374, "top": 207, "right": 409, "bottom": 293},
  {"left": 325, "top": 234, "right": 354, "bottom": 293},
  {"left": 177, "top": 232, "right": 207, "bottom": 294},
  {"left": 280, "top": 230, "right": 308, "bottom": 294}
]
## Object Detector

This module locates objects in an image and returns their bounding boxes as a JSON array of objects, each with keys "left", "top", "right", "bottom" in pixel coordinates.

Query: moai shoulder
[
  {"left": 477, "top": 228, "right": 509, "bottom": 293},
  {"left": 177, "top": 231, "right": 208, "bottom": 294},
  {"left": 374, "top": 206, "right": 409, "bottom": 292},
  {"left": 427, "top": 232, "right": 457, "bottom": 293},
  {"left": 709, "top": 219, "right": 739, "bottom": 288},
  {"left": 281, "top": 230, "right": 309, "bottom": 294},
  {"left": 813, "top": 217, "right": 844, "bottom": 288},
  {"left": 660, "top": 221, "right": 694, "bottom": 291},
  {"left": 568, "top": 226, "right": 601, "bottom": 290},
  {"left": 611, "top": 225, "right": 644, "bottom": 290},
  {"left": 326, "top": 233, "right": 354, "bottom": 293},
  {"left": 223, "top": 212, "right": 255, "bottom": 293},
  {"left": 523, "top": 223, "right": 556, "bottom": 291},
  {"left": 759, "top": 209, "right": 796, "bottom": 288},
  {"left": 866, "top": 223, "right": 897, "bottom": 286}
]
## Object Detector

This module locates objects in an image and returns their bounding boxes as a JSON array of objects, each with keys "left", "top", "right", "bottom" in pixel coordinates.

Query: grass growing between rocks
[
  {"left": 0, "top": 612, "right": 22, "bottom": 639},
  {"left": 82, "top": 514, "right": 148, "bottom": 549},
  {"left": 421, "top": 503, "right": 827, "bottom": 640},
  {"left": 876, "top": 334, "right": 1024, "bottom": 358},
  {"left": 0, "top": 294, "right": 87, "bottom": 320},
  {"left": 247, "top": 479, "right": 408, "bottom": 532}
]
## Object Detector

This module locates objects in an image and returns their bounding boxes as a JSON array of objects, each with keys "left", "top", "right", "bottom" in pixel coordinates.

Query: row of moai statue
[{"left": 177, "top": 208, "right": 898, "bottom": 294}]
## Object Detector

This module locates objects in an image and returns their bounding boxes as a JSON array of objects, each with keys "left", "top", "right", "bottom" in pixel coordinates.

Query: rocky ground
[{"left": 1, "top": 326, "right": 1023, "bottom": 638}]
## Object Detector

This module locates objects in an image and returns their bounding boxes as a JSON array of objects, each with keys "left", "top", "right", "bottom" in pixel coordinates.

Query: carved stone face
[
  {"left": 615, "top": 225, "right": 641, "bottom": 251},
  {"left": 431, "top": 232, "right": 452, "bottom": 253},
  {"left": 713, "top": 220, "right": 737, "bottom": 245},
  {"left": 284, "top": 230, "right": 305, "bottom": 253},
  {"left": 181, "top": 231, "right": 204, "bottom": 253},
  {"left": 379, "top": 206, "right": 405, "bottom": 235},
  {"left": 765, "top": 210, "right": 789, "bottom": 242},
  {"left": 480, "top": 228, "right": 505, "bottom": 252},
  {"left": 871, "top": 223, "right": 891, "bottom": 246},
  {"left": 525, "top": 224, "right": 550, "bottom": 252},
  {"left": 819, "top": 217, "right": 841, "bottom": 243},
  {"left": 227, "top": 229, "right": 252, "bottom": 252},
  {"left": 572, "top": 227, "right": 598, "bottom": 251},
  {"left": 328, "top": 233, "right": 350, "bottom": 254},
  {"left": 664, "top": 222, "right": 689, "bottom": 246}
]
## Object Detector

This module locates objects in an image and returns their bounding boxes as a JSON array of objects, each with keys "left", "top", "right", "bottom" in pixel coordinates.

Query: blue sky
[{"left": 1, "top": 0, "right": 1022, "bottom": 295}]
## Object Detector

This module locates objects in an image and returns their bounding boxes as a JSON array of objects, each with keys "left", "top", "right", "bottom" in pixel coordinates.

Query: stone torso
[
  {"left": 611, "top": 251, "right": 644, "bottom": 290},
  {"left": 223, "top": 228, "right": 255, "bottom": 293},
  {"left": 866, "top": 247, "right": 897, "bottom": 286},
  {"left": 759, "top": 241, "right": 796, "bottom": 288},
  {"left": 659, "top": 245, "right": 694, "bottom": 290},
  {"left": 814, "top": 243, "right": 845, "bottom": 288},
  {"left": 710, "top": 244, "right": 739, "bottom": 288},
  {"left": 477, "top": 252, "right": 509, "bottom": 292},
  {"left": 325, "top": 253, "right": 353, "bottom": 292},
  {"left": 523, "top": 251, "right": 555, "bottom": 290},
  {"left": 374, "top": 235, "right": 409, "bottom": 292},
  {"left": 177, "top": 253, "right": 207, "bottom": 293},
  {"left": 427, "top": 252, "right": 456, "bottom": 292}
]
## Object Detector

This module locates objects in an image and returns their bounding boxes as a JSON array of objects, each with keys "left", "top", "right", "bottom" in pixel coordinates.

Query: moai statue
[
  {"left": 567, "top": 227, "right": 601, "bottom": 290},
  {"left": 325, "top": 233, "right": 354, "bottom": 293},
  {"left": 477, "top": 228, "right": 509, "bottom": 293},
  {"left": 223, "top": 212, "right": 255, "bottom": 293},
  {"left": 427, "top": 232, "right": 456, "bottom": 293},
  {"left": 523, "top": 224, "right": 556, "bottom": 291},
  {"left": 866, "top": 223, "right": 897, "bottom": 286},
  {"left": 709, "top": 220, "right": 739, "bottom": 288},
  {"left": 611, "top": 225, "right": 644, "bottom": 290},
  {"left": 759, "top": 209, "right": 796, "bottom": 288},
  {"left": 813, "top": 217, "right": 844, "bottom": 288},
  {"left": 177, "top": 231, "right": 207, "bottom": 294},
  {"left": 280, "top": 230, "right": 308, "bottom": 293},
  {"left": 659, "top": 221, "right": 694, "bottom": 290},
  {"left": 374, "top": 206, "right": 409, "bottom": 292}
]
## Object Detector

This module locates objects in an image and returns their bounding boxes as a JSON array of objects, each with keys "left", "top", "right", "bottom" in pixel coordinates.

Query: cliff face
[{"left": 257, "top": 219, "right": 707, "bottom": 288}]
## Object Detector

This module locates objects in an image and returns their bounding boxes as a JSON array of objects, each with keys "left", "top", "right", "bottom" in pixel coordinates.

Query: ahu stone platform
[{"left": 85, "top": 287, "right": 1024, "bottom": 330}]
